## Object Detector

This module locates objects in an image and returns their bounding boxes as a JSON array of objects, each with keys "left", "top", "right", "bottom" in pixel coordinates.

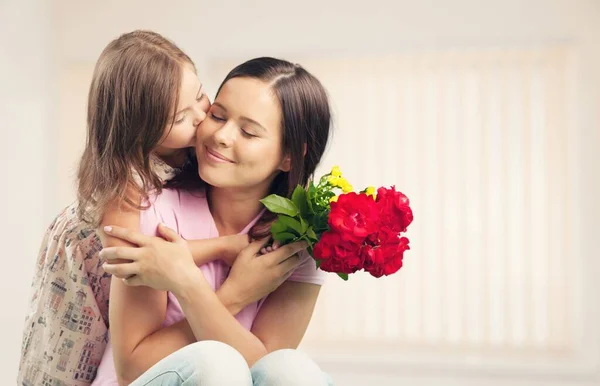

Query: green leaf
[
  {"left": 337, "top": 272, "right": 349, "bottom": 281},
  {"left": 260, "top": 195, "right": 298, "bottom": 217},
  {"left": 306, "top": 227, "right": 317, "bottom": 241},
  {"left": 306, "top": 183, "right": 316, "bottom": 214},
  {"left": 273, "top": 232, "right": 297, "bottom": 243},
  {"left": 314, "top": 211, "right": 330, "bottom": 232},
  {"left": 292, "top": 186, "right": 309, "bottom": 218},
  {"left": 270, "top": 220, "right": 287, "bottom": 235},
  {"left": 314, "top": 258, "right": 321, "bottom": 268},
  {"left": 300, "top": 217, "right": 308, "bottom": 233},
  {"left": 300, "top": 235, "right": 314, "bottom": 248},
  {"left": 277, "top": 215, "right": 304, "bottom": 235}
]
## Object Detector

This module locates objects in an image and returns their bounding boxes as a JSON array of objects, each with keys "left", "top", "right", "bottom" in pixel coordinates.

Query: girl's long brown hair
[{"left": 77, "top": 30, "right": 195, "bottom": 225}]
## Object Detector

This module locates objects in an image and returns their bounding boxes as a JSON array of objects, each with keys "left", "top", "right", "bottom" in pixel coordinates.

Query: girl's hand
[{"left": 100, "top": 224, "right": 198, "bottom": 293}]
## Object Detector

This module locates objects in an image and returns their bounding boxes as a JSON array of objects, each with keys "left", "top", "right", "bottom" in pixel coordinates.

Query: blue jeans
[{"left": 129, "top": 340, "right": 334, "bottom": 386}]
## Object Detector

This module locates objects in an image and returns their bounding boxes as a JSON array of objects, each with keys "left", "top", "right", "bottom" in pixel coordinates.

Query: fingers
[
  {"left": 157, "top": 223, "right": 183, "bottom": 244},
  {"left": 277, "top": 252, "right": 305, "bottom": 274},
  {"left": 122, "top": 275, "right": 144, "bottom": 287},
  {"left": 260, "top": 240, "right": 282, "bottom": 255},
  {"left": 102, "top": 262, "right": 140, "bottom": 279},
  {"left": 265, "top": 241, "right": 308, "bottom": 265},
  {"left": 100, "top": 246, "right": 143, "bottom": 262},
  {"left": 103, "top": 225, "right": 149, "bottom": 246},
  {"left": 243, "top": 237, "right": 272, "bottom": 256}
]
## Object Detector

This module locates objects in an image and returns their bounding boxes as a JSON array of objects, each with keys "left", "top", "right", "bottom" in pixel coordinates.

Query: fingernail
[{"left": 104, "top": 226, "right": 112, "bottom": 233}]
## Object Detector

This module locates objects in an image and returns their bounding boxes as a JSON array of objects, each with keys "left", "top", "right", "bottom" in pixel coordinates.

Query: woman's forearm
[{"left": 173, "top": 271, "right": 268, "bottom": 366}]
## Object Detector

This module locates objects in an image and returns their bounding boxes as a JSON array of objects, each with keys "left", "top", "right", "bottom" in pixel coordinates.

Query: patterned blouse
[{"left": 18, "top": 157, "right": 178, "bottom": 386}]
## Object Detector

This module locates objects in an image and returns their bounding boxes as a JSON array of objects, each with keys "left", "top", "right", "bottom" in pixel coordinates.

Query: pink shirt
[{"left": 93, "top": 189, "right": 325, "bottom": 385}]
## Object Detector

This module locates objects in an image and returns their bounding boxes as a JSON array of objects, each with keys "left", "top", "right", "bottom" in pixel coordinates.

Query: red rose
[
  {"left": 362, "top": 237, "right": 410, "bottom": 278},
  {"left": 376, "top": 186, "right": 413, "bottom": 233},
  {"left": 313, "top": 231, "right": 363, "bottom": 274},
  {"left": 366, "top": 224, "right": 400, "bottom": 245},
  {"left": 328, "top": 192, "right": 379, "bottom": 243}
]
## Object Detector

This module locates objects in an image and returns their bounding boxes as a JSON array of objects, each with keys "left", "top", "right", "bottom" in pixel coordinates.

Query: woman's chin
[{"left": 198, "top": 167, "right": 227, "bottom": 188}]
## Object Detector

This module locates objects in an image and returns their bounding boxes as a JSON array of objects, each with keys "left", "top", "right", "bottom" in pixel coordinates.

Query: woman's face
[
  {"left": 195, "top": 77, "right": 291, "bottom": 194},
  {"left": 159, "top": 64, "right": 210, "bottom": 151}
]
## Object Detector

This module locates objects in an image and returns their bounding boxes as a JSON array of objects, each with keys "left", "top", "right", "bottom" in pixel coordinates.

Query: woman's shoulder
[
  {"left": 147, "top": 187, "right": 207, "bottom": 208},
  {"left": 140, "top": 187, "right": 211, "bottom": 238}
]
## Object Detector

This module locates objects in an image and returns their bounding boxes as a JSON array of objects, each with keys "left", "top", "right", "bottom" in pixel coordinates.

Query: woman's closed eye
[
  {"left": 241, "top": 129, "right": 257, "bottom": 138},
  {"left": 209, "top": 112, "right": 226, "bottom": 122}
]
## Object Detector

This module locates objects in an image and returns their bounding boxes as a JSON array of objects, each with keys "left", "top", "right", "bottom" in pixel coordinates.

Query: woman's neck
[{"left": 207, "top": 186, "right": 267, "bottom": 236}]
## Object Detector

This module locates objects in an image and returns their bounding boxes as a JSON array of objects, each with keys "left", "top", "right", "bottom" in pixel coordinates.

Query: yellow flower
[
  {"left": 328, "top": 175, "right": 350, "bottom": 189},
  {"left": 365, "top": 186, "right": 376, "bottom": 199},
  {"left": 342, "top": 183, "right": 353, "bottom": 193},
  {"left": 327, "top": 175, "right": 340, "bottom": 186},
  {"left": 330, "top": 195, "right": 339, "bottom": 203},
  {"left": 331, "top": 166, "right": 342, "bottom": 177}
]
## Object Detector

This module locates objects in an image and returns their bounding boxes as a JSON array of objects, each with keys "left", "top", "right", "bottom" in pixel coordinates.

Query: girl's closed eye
[{"left": 174, "top": 114, "right": 186, "bottom": 124}]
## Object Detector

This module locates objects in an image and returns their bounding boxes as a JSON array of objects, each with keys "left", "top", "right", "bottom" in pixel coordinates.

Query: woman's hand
[
  {"left": 219, "top": 238, "right": 309, "bottom": 308},
  {"left": 219, "top": 234, "right": 251, "bottom": 266},
  {"left": 100, "top": 224, "right": 198, "bottom": 292}
]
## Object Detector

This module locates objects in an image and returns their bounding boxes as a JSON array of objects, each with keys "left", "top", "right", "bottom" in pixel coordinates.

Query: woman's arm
[
  {"left": 102, "top": 225, "right": 312, "bottom": 366},
  {"left": 250, "top": 281, "right": 321, "bottom": 351},
  {"left": 175, "top": 268, "right": 320, "bottom": 365},
  {"left": 99, "top": 194, "right": 171, "bottom": 385}
]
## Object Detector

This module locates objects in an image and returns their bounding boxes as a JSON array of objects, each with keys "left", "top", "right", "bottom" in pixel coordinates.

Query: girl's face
[
  {"left": 158, "top": 64, "right": 211, "bottom": 152},
  {"left": 195, "top": 77, "right": 291, "bottom": 194}
]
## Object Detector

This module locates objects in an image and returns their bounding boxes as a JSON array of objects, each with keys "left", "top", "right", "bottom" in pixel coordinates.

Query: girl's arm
[{"left": 187, "top": 234, "right": 249, "bottom": 267}]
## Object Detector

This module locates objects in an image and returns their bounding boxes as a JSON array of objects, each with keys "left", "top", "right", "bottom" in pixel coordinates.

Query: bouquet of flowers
[{"left": 260, "top": 166, "right": 413, "bottom": 280}]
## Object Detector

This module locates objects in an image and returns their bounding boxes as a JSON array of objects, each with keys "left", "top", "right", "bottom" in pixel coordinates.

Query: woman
[{"left": 98, "top": 57, "right": 334, "bottom": 385}]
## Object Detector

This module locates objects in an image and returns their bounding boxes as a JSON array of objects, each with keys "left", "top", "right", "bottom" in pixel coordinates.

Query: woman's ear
[
  {"left": 280, "top": 144, "right": 306, "bottom": 172},
  {"left": 279, "top": 154, "right": 292, "bottom": 172}
]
